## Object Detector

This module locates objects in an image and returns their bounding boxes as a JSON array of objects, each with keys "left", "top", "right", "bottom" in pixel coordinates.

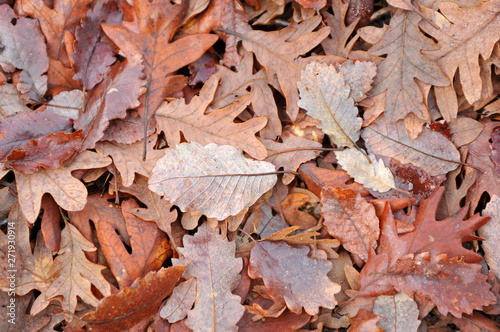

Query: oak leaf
[
  {"left": 367, "top": 8, "right": 449, "bottom": 124},
  {"left": 160, "top": 278, "right": 196, "bottom": 323},
  {"left": 96, "top": 199, "right": 170, "bottom": 289},
  {"left": 362, "top": 115, "right": 460, "bottom": 176},
  {"left": 348, "top": 309, "right": 383, "bottom": 332},
  {"left": 321, "top": 186, "right": 380, "bottom": 261},
  {"left": 373, "top": 293, "right": 421, "bottom": 332},
  {"left": 480, "top": 195, "right": 500, "bottom": 280},
  {"left": 155, "top": 75, "right": 268, "bottom": 160},
  {"left": 359, "top": 203, "right": 496, "bottom": 318},
  {"left": 338, "top": 60, "right": 377, "bottom": 103},
  {"left": 261, "top": 130, "right": 321, "bottom": 184},
  {"left": 335, "top": 148, "right": 396, "bottom": 193},
  {"left": 71, "top": 0, "right": 122, "bottom": 90},
  {"left": 298, "top": 61, "right": 362, "bottom": 148},
  {"left": 213, "top": 52, "right": 280, "bottom": 139},
  {"left": 172, "top": 223, "right": 245, "bottom": 331},
  {"left": 400, "top": 187, "right": 489, "bottom": 263},
  {"left": 20, "top": 0, "right": 93, "bottom": 64},
  {"left": 15, "top": 150, "right": 111, "bottom": 223},
  {"left": 0, "top": 4, "right": 49, "bottom": 99},
  {"left": 83, "top": 266, "right": 185, "bottom": 332},
  {"left": 74, "top": 54, "right": 146, "bottom": 151},
  {"left": 242, "top": 16, "right": 330, "bottom": 120},
  {"left": 321, "top": 0, "right": 359, "bottom": 57},
  {"left": 102, "top": 0, "right": 218, "bottom": 121},
  {"left": 421, "top": 0, "right": 500, "bottom": 105},
  {"left": 149, "top": 142, "right": 277, "bottom": 220}
]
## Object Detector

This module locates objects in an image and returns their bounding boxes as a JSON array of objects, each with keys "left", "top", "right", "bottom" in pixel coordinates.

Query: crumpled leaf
[
  {"left": 149, "top": 142, "right": 277, "bottom": 220},
  {"left": 71, "top": 0, "right": 122, "bottom": 90},
  {"left": 359, "top": 203, "right": 496, "bottom": 318},
  {"left": 74, "top": 54, "right": 146, "bottom": 151},
  {"left": 261, "top": 130, "right": 321, "bottom": 184},
  {"left": 373, "top": 293, "right": 421, "bottom": 332},
  {"left": 160, "top": 278, "right": 196, "bottom": 323},
  {"left": 242, "top": 16, "right": 330, "bottom": 120},
  {"left": 156, "top": 75, "right": 268, "bottom": 160},
  {"left": 102, "top": 0, "right": 218, "bottom": 122},
  {"left": 213, "top": 52, "right": 280, "bottom": 139},
  {"left": 298, "top": 61, "right": 362, "bottom": 148},
  {"left": 366, "top": 8, "right": 449, "bottom": 124},
  {"left": 83, "top": 266, "right": 185, "bottom": 332},
  {"left": 421, "top": 0, "right": 500, "bottom": 105},
  {"left": 15, "top": 150, "right": 111, "bottom": 223},
  {"left": 172, "top": 223, "right": 244, "bottom": 332},
  {"left": 400, "top": 187, "right": 489, "bottom": 263},
  {"left": 335, "top": 148, "right": 396, "bottom": 193},
  {"left": 248, "top": 240, "right": 340, "bottom": 315},
  {"left": 362, "top": 115, "right": 460, "bottom": 176},
  {"left": 480, "top": 195, "right": 500, "bottom": 281},
  {"left": 321, "top": 186, "right": 379, "bottom": 261},
  {"left": 0, "top": 4, "right": 49, "bottom": 98},
  {"left": 96, "top": 199, "right": 170, "bottom": 289}
]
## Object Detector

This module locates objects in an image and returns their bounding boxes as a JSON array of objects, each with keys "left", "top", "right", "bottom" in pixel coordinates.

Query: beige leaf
[
  {"left": 173, "top": 223, "right": 244, "bottom": 331},
  {"left": 480, "top": 195, "right": 500, "bottom": 281},
  {"left": 160, "top": 278, "right": 197, "bottom": 323},
  {"left": 373, "top": 293, "right": 421, "bottom": 332},
  {"left": 362, "top": 115, "right": 460, "bottom": 176},
  {"left": 298, "top": 61, "right": 362, "bottom": 148},
  {"left": 155, "top": 75, "right": 268, "bottom": 160},
  {"left": 15, "top": 151, "right": 111, "bottom": 223},
  {"left": 149, "top": 142, "right": 277, "bottom": 220},
  {"left": 335, "top": 148, "right": 395, "bottom": 193},
  {"left": 338, "top": 60, "right": 377, "bottom": 103},
  {"left": 0, "top": 84, "right": 32, "bottom": 117},
  {"left": 448, "top": 118, "right": 484, "bottom": 147}
]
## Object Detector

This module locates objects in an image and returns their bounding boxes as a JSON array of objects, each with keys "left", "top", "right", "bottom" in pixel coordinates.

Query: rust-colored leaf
[
  {"left": 40, "top": 195, "right": 61, "bottom": 252},
  {"left": 83, "top": 266, "right": 186, "bottom": 332},
  {"left": 172, "top": 223, "right": 245, "bottom": 331},
  {"left": 248, "top": 240, "right": 340, "bottom": 315},
  {"left": 322, "top": 186, "right": 379, "bottom": 261}
]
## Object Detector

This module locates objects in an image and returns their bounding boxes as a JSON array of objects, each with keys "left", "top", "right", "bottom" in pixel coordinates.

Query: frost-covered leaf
[
  {"left": 335, "top": 148, "right": 395, "bottom": 193},
  {"left": 298, "top": 61, "right": 362, "bottom": 148},
  {"left": 149, "top": 142, "right": 277, "bottom": 220}
]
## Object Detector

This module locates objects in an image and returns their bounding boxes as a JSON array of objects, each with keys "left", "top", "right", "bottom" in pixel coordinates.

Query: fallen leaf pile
[{"left": 1, "top": 0, "right": 499, "bottom": 331}]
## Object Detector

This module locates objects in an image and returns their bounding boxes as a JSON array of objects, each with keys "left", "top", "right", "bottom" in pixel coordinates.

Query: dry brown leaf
[
  {"left": 321, "top": 0, "right": 359, "bottom": 57},
  {"left": 280, "top": 193, "right": 318, "bottom": 229},
  {"left": 245, "top": 0, "right": 285, "bottom": 25},
  {"left": 149, "top": 142, "right": 277, "bottom": 221},
  {"left": 298, "top": 61, "right": 362, "bottom": 148},
  {"left": 421, "top": 0, "right": 500, "bottom": 105},
  {"left": 248, "top": 240, "right": 340, "bottom": 315},
  {"left": 261, "top": 130, "right": 321, "bottom": 185},
  {"left": 362, "top": 115, "right": 460, "bottom": 176},
  {"left": 0, "top": 84, "right": 32, "bottom": 117},
  {"left": 160, "top": 278, "right": 196, "bottom": 323},
  {"left": 15, "top": 151, "right": 111, "bottom": 223},
  {"left": 155, "top": 75, "right": 268, "bottom": 160},
  {"left": 322, "top": 186, "right": 379, "bottom": 262},
  {"left": 172, "top": 223, "right": 245, "bottom": 331},
  {"left": 335, "top": 148, "right": 396, "bottom": 193},
  {"left": 213, "top": 52, "right": 280, "bottom": 139},
  {"left": 480, "top": 195, "right": 500, "bottom": 281},
  {"left": 338, "top": 60, "right": 377, "bottom": 103},
  {"left": 367, "top": 8, "right": 449, "bottom": 124},
  {"left": 242, "top": 16, "right": 330, "bottom": 120},
  {"left": 95, "top": 135, "right": 165, "bottom": 187},
  {"left": 448, "top": 118, "right": 484, "bottom": 147},
  {"left": 373, "top": 293, "right": 421, "bottom": 332}
]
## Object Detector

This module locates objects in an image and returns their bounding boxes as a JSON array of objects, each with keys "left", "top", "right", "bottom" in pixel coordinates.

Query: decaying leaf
[
  {"left": 248, "top": 240, "right": 340, "bottom": 315},
  {"left": 321, "top": 186, "right": 379, "bottom": 261},
  {"left": 362, "top": 115, "right": 461, "bottom": 176},
  {"left": 373, "top": 293, "right": 421, "bottom": 332},
  {"left": 149, "top": 142, "right": 277, "bottom": 220},
  {"left": 298, "top": 61, "right": 362, "bottom": 148},
  {"left": 173, "top": 223, "right": 244, "bottom": 331},
  {"left": 335, "top": 148, "right": 396, "bottom": 193}
]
